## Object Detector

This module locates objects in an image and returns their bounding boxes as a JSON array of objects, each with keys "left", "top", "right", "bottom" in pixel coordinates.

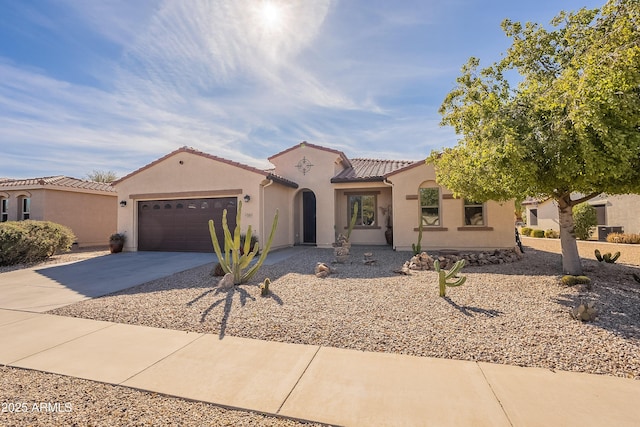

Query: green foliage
[
  {"left": 0, "top": 220, "right": 75, "bottom": 266},
  {"left": 260, "top": 278, "right": 271, "bottom": 297},
  {"left": 595, "top": 249, "right": 620, "bottom": 263},
  {"left": 434, "top": 259, "right": 467, "bottom": 297},
  {"left": 573, "top": 203, "right": 597, "bottom": 240},
  {"left": 412, "top": 220, "right": 423, "bottom": 255},
  {"left": 209, "top": 201, "right": 278, "bottom": 285},
  {"left": 531, "top": 229, "right": 545, "bottom": 238},
  {"left": 346, "top": 202, "right": 358, "bottom": 241},
  {"left": 561, "top": 275, "right": 591, "bottom": 287},
  {"left": 544, "top": 229, "right": 559, "bottom": 238},
  {"left": 520, "top": 227, "right": 532, "bottom": 236},
  {"left": 607, "top": 233, "right": 640, "bottom": 244},
  {"left": 429, "top": 0, "right": 640, "bottom": 275}
]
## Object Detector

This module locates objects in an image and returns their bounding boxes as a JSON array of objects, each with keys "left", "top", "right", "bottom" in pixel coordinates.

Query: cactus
[
  {"left": 434, "top": 259, "right": 466, "bottom": 297},
  {"left": 209, "top": 201, "right": 279, "bottom": 285},
  {"left": 260, "top": 278, "right": 271, "bottom": 296},
  {"left": 560, "top": 275, "right": 591, "bottom": 287},
  {"left": 412, "top": 220, "right": 423, "bottom": 255},
  {"left": 595, "top": 249, "right": 620, "bottom": 263},
  {"left": 346, "top": 202, "right": 358, "bottom": 241}
]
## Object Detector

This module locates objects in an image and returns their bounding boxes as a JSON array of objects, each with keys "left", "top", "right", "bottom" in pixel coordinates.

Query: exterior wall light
[
  {"left": 243, "top": 195, "right": 251, "bottom": 203},
  {"left": 120, "top": 200, "right": 127, "bottom": 207}
]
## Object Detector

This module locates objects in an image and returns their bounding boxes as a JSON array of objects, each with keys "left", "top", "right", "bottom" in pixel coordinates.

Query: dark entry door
[
  {"left": 138, "top": 198, "right": 237, "bottom": 252},
  {"left": 302, "top": 191, "right": 316, "bottom": 244}
]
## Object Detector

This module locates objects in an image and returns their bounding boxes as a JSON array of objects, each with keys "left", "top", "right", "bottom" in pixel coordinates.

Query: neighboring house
[
  {"left": 522, "top": 194, "right": 640, "bottom": 239},
  {"left": 0, "top": 176, "right": 117, "bottom": 247},
  {"left": 114, "top": 143, "right": 516, "bottom": 252}
]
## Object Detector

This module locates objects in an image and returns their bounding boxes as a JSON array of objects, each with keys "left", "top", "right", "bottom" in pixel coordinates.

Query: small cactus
[
  {"left": 595, "top": 249, "right": 620, "bottom": 263},
  {"left": 434, "top": 259, "right": 466, "bottom": 297},
  {"left": 260, "top": 278, "right": 271, "bottom": 297},
  {"left": 571, "top": 302, "right": 598, "bottom": 322},
  {"left": 561, "top": 275, "right": 591, "bottom": 288},
  {"left": 412, "top": 221, "right": 423, "bottom": 255}
]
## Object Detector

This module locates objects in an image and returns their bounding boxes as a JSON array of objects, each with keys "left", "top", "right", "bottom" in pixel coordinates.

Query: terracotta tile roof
[
  {"left": 114, "top": 147, "right": 298, "bottom": 189},
  {"left": 268, "top": 141, "right": 352, "bottom": 167},
  {"left": 331, "top": 158, "right": 418, "bottom": 182},
  {"left": 0, "top": 176, "right": 115, "bottom": 192}
]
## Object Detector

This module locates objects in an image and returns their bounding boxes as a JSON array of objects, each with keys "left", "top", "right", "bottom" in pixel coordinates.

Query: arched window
[
  {"left": 19, "top": 197, "right": 30, "bottom": 220},
  {"left": 419, "top": 184, "right": 440, "bottom": 226}
]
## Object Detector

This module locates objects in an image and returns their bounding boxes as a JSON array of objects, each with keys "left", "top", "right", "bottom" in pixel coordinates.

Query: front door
[{"left": 302, "top": 191, "right": 316, "bottom": 244}]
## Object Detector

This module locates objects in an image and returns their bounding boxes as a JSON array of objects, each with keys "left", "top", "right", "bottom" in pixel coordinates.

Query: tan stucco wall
[
  {"left": 388, "top": 163, "right": 515, "bottom": 251},
  {"left": 0, "top": 188, "right": 116, "bottom": 247},
  {"left": 270, "top": 144, "right": 347, "bottom": 248},
  {"left": 524, "top": 200, "right": 559, "bottom": 231},
  {"left": 262, "top": 181, "right": 293, "bottom": 249},
  {"left": 115, "top": 150, "right": 290, "bottom": 251}
]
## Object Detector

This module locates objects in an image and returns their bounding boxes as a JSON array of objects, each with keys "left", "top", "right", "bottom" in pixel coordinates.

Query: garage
[{"left": 138, "top": 197, "right": 237, "bottom": 252}]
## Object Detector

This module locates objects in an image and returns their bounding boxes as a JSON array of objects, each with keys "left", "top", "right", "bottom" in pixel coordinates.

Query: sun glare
[{"left": 259, "top": 1, "right": 283, "bottom": 30}]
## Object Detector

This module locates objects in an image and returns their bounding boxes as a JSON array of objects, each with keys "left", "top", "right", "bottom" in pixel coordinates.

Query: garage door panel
[{"left": 138, "top": 198, "right": 237, "bottom": 252}]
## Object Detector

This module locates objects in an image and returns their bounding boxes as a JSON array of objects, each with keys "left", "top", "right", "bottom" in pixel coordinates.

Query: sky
[{"left": 0, "top": 0, "right": 605, "bottom": 180}]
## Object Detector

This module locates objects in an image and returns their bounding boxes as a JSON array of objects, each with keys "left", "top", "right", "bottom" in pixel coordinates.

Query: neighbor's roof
[
  {"left": 114, "top": 146, "right": 299, "bottom": 189},
  {"left": 0, "top": 176, "right": 116, "bottom": 192},
  {"left": 331, "top": 158, "right": 419, "bottom": 183}
]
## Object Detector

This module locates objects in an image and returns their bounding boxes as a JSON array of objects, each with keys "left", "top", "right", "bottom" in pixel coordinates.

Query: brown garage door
[{"left": 138, "top": 198, "right": 237, "bottom": 252}]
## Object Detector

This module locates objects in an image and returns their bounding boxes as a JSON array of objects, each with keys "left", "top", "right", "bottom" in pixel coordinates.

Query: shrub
[
  {"left": 573, "top": 202, "right": 597, "bottom": 240},
  {"left": 544, "top": 229, "right": 559, "bottom": 238},
  {"left": 520, "top": 227, "right": 532, "bottom": 236},
  {"left": 531, "top": 229, "right": 545, "bottom": 238},
  {"left": 606, "top": 232, "right": 640, "bottom": 244},
  {"left": 0, "top": 220, "right": 75, "bottom": 266}
]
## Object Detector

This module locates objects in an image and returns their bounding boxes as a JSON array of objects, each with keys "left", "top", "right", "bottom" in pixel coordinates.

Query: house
[
  {"left": 522, "top": 194, "right": 640, "bottom": 240},
  {"left": 114, "top": 142, "right": 516, "bottom": 252},
  {"left": 0, "top": 176, "right": 117, "bottom": 247}
]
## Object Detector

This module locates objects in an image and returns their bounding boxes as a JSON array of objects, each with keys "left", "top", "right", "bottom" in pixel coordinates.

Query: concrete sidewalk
[{"left": 2, "top": 308, "right": 639, "bottom": 427}]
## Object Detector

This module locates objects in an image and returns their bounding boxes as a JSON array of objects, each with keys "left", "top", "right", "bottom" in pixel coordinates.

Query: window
[
  {"left": 594, "top": 204, "right": 606, "bottom": 225},
  {"left": 464, "top": 199, "right": 485, "bottom": 226},
  {"left": 20, "top": 197, "right": 30, "bottom": 220},
  {"left": 1, "top": 198, "right": 7, "bottom": 222},
  {"left": 419, "top": 187, "right": 440, "bottom": 226},
  {"left": 348, "top": 194, "right": 376, "bottom": 226},
  {"left": 530, "top": 209, "right": 538, "bottom": 226}
]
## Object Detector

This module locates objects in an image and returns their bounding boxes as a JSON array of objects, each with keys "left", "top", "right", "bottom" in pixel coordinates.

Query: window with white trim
[
  {"left": 464, "top": 199, "right": 485, "bottom": 226},
  {"left": 20, "top": 197, "right": 30, "bottom": 220},
  {"left": 419, "top": 187, "right": 440, "bottom": 226}
]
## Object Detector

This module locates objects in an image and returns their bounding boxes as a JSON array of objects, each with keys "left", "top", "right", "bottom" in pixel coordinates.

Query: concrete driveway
[{"left": 0, "top": 252, "right": 214, "bottom": 312}]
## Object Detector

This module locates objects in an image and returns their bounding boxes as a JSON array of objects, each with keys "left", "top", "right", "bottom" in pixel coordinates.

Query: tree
[
  {"left": 86, "top": 170, "right": 118, "bottom": 183},
  {"left": 429, "top": 0, "right": 640, "bottom": 275},
  {"left": 572, "top": 202, "right": 597, "bottom": 240}
]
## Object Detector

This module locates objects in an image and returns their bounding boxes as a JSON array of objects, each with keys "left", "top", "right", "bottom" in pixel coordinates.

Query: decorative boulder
[{"left": 217, "top": 273, "right": 235, "bottom": 291}]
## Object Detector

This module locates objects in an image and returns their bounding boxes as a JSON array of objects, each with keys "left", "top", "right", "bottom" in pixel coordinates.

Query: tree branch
[{"left": 569, "top": 192, "right": 601, "bottom": 206}]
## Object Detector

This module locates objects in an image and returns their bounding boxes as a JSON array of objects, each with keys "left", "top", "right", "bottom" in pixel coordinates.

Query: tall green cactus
[
  {"left": 346, "top": 202, "right": 358, "bottom": 241},
  {"left": 412, "top": 220, "right": 423, "bottom": 255},
  {"left": 434, "top": 259, "right": 466, "bottom": 297},
  {"left": 209, "top": 201, "right": 279, "bottom": 285}
]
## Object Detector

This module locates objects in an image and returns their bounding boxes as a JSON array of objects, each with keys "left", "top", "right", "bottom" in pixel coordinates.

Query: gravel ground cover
[
  {"left": 0, "top": 366, "right": 325, "bottom": 427},
  {"left": 51, "top": 244, "right": 640, "bottom": 380}
]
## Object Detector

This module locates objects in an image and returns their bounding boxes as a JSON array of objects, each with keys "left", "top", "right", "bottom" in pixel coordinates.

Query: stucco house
[
  {"left": 522, "top": 194, "right": 640, "bottom": 240},
  {"left": 114, "top": 142, "right": 516, "bottom": 252},
  {"left": 0, "top": 176, "right": 117, "bottom": 247}
]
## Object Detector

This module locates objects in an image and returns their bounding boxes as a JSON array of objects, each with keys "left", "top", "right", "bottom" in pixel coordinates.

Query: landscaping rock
[{"left": 216, "top": 273, "right": 234, "bottom": 290}]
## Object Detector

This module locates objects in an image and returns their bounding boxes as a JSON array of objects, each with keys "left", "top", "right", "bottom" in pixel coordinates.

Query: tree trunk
[{"left": 557, "top": 199, "right": 583, "bottom": 275}]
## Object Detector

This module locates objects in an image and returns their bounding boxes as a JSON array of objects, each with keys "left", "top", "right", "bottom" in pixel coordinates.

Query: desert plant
[
  {"left": 209, "top": 201, "right": 279, "bottom": 285},
  {"left": 412, "top": 220, "right": 423, "bottom": 255},
  {"left": 434, "top": 259, "right": 466, "bottom": 297},
  {"left": 346, "top": 201, "right": 358, "bottom": 241},
  {"left": 239, "top": 233, "right": 259, "bottom": 255},
  {"left": 571, "top": 302, "right": 598, "bottom": 322},
  {"left": 260, "top": 278, "right": 271, "bottom": 296},
  {"left": 561, "top": 275, "right": 591, "bottom": 287},
  {"left": 573, "top": 202, "right": 597, "bottom": 240},
  {"left": 520, "top": 227, "right": 532, "bottom": 236},
  {"left": 606, "top": 232, "right": 640, "bottom": 244},
  {"left": 544, "top": 229, "right": 559, "bottom": 238},
  {"left": 595, "top": 249, "right": 620, "bottom": 263},
  {"left": 0, "top": 220, "right": 75, "bottom": 266},
  {"left": 531, "top": 229, "right": 545, "bottom": 238}
]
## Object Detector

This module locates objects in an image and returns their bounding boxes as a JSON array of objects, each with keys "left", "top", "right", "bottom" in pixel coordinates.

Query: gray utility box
[{"left": 598, "top": 226, "right": 624, "bottom": 241}]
